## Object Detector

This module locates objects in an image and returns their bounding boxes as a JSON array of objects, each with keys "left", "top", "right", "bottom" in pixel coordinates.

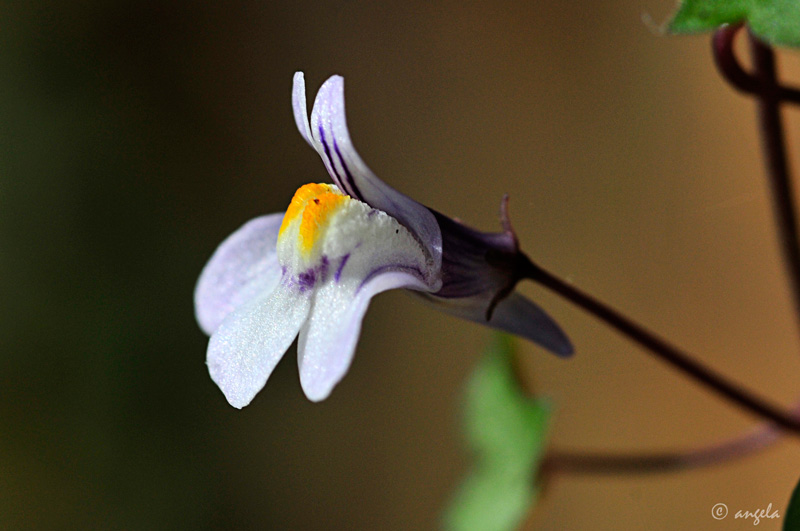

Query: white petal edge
[
  {"left": 292, "top": 72, "right": 313, "bottom": 147},
  {"left": 297, "top": 270, "right": 429, "bottom": 402},
  {"left": 293, "top": 72, "right": 443, "bottom": 280},
  {"left": 207, "top": 283, "right": 312, "bottom": 408},
  {"left": 195, "top": 213, "right": 285, "bottom": 336}
]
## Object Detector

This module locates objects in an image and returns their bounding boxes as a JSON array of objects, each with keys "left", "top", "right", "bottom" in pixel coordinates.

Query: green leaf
[
  {"left": 444, "top": 334, "right": 552, "bottom": 531},
  {"left": 445, "top": 470, "right": 536, "bottom": 531},
  {"left": 784, "top": 474, "right": 800, "bottom": 530},
  {"left": 669, "top": 0, "right": 800, "bottom": 48}
]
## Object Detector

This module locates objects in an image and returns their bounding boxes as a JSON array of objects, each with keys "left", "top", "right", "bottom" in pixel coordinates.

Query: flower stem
[
  {"left": 520, "top": 255, "right": 800, "bottom": 433},
  {"left": 524, "top": 25, "right": 800, "bottom": 480},
  {"left": 747, "top": 31, "right": 800, "bottom": 346},
  {"left": 542, "top": 420, "right": 781, "bottom": 476},
  {"left": 714, "top": 26, "right": 800, "bottom": 347}
]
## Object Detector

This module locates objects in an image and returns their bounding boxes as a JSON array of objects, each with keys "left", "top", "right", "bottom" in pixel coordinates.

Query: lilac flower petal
[
  {"left": 207, "top": 283, "right": 312, "bottom": 408},
  {"left": 292, "top": 72, "right": 313, "bottom": 147},
  {"left": 297, "top": 270, "right": 429, "bottom": 402},
  {"left": 420, "top": 291, "right": 573, "bottom": 357},
  {"left": 293, "top": 72, "right": 442, "bottom": 273},
  {"left": 194, "top": 213, "right": 286, "bottom": 335}
]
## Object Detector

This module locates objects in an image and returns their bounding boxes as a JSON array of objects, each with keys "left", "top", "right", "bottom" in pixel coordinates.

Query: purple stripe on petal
[
  {"left": 333, "top": 140, "right": 362, "bottom": 200},
  {"left": 335, "top": 253, "right": 350, "bottom": 282},
  {"left": 305, "top": 75, "right": 442, "bottom": 275},
  {"left": 357, "top": 263, "right": 427, "bottom": 294},
  {"left": 318, "top": 126, "right": 351, "bottom": 197},
  {"left": 297, "top": 270, "right": 316, "bottom": 292},
  {"left": 290, "top": 256, "right": 330, "bottom": 293}
]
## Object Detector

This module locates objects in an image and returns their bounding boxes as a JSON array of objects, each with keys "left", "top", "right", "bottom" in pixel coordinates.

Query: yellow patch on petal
[
  {"left": 279, "top": 183, "right": 333, "bottom": 236},
  {"left": 279, "top": 183, "right": 348, "bottom": 256},
  {"left": 299, "top": 191, "right": 347, "bottom": 254}
]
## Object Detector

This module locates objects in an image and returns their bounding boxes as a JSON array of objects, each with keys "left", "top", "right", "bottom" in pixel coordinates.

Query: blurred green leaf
[
  {"left": 784, "top": 474, "right": 800, "bottom": 530},
  {"left": 669, "top": 0, "right": 800, "bottom": 48},
  {"left": 445, "top": 334, "right": 551, "bottom": 531}
]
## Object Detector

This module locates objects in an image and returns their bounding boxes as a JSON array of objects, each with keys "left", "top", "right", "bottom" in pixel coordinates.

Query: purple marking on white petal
[
  {"left": 333, "top": 140, "right": 362, "bottom": 200},
  {"left": 304, "top": 74, "right": 442, "bottom": 275},
  {"left": 367, "top": 209, "right": 378, "bottom": 217},
  {"left": 317, "top": 126, "right": 351, "bottom": 197},
  {"left": 297, "top": 270, "right": 316, "bottom": 292},
  {"left": 357, "top": 263, "right": 428, "bottom": 294},
  {"left": 335, "top": 254, "right": 350, "bottom": 282},
  {"left": 293, "top": 256, "right": 330, "bottom": 293}
]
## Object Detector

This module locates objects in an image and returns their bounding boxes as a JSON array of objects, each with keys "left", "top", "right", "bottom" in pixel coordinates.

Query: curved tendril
[
  {"left": 713, "top": 24, "right": 758, "bottom": 94},
  {"left": 712, "top": 24, "right": 800, "bottom": 104}
]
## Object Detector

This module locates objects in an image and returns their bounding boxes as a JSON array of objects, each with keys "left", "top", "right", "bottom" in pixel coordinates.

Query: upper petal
[
  {"left": 195, "top": 213, "right": 285, "bottom": 335},
  {"left": 292, "top": 72, "right": 442, "bottom": 274},
  {"left": 207, "top": 280, "right": 312, "bottom": 408},
  {"left": 298, "top": 269, "right": 428, "bottom": 402},
  {"left": 292, "top": 72, "right": 313, "bottom": 146}
]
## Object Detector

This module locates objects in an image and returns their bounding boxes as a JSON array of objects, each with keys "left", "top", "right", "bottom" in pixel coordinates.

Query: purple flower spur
[{"left": 195, "top": 72, "right": 572, "bottom": 407}]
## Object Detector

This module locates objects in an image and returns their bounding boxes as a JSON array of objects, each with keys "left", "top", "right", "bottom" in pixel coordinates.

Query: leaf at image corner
[
  {"left": 784, "top": 474, "right": 800, "bottom": 531},
  {"left": 445, "top": 334, "right": 551, "bottom": 531},
  {"left": 669, "top": 0, "right": 800, "bottom": 48}
]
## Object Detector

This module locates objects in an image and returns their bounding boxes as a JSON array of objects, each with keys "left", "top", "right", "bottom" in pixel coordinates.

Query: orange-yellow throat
[{"left": 279, "top": 183, "right": 348, "bottom": 257}]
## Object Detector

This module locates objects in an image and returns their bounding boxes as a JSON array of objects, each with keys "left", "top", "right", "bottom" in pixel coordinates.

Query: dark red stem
[
  {"left": 521, "top": 255, "right": 800, "bottom": 433},
  {"left": 746, "top": 32, "right": 800, "bottom": 348},
  {"left": 713, "top": 25, "right": 800, "bottom": 103},
  {"left": 543, "top": 421, "right": 780, "bottom": 475},
  {"left": 528, "top": 26, "right": 800, "bottom": 477}
]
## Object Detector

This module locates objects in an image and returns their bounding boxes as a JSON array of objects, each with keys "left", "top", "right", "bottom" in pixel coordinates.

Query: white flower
[{"left": 195, "top": 73, "right": 572, "bottom": 407}]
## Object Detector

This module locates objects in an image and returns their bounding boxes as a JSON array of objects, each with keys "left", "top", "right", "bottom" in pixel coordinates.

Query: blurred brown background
[{"left": 2, "top": 1, "right": 800, "bottom": 529}]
